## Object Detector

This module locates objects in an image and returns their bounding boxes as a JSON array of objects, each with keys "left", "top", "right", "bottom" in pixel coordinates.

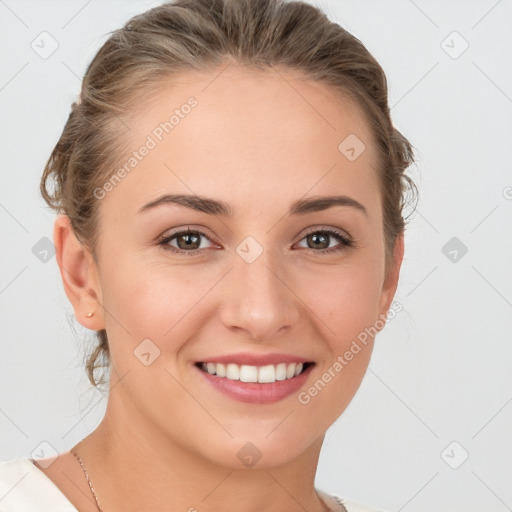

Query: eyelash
[{"left": 158, "top": 226, "right": 353, "bottom": 257}]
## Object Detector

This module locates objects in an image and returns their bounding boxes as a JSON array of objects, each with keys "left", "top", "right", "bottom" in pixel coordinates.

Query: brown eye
[
  {"left": 176, "top": 232, "right": 201, "bottom": 250},
  {"left": 306, "top": 232, "right": 330, "bottom": 250},
  {"left": 296, "top": 227, "right": 353, "bottom": 256},
  {"left": 159, "top": 228, "right": 215, "bottom": 254}
]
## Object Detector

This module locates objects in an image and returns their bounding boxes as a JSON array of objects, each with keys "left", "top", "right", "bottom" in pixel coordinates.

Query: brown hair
[{"left": 40, "top": 0, "right": 418, "bottom": 391}]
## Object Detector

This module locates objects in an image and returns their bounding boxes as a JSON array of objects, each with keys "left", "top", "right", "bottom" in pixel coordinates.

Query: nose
[{"left": 218, "top": 244, "right": 301, "bottom": 341}]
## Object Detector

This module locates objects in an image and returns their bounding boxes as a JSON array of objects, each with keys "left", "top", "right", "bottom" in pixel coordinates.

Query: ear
[
  {"left": 53, "top": 214, "right": 105, "bottom": 330},
  {"left": 377, "top": 232, "right": 404, "bottom": 324}
]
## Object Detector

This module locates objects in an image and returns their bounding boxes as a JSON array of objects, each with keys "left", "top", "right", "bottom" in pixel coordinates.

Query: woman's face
[{"left": 80, "top": 65, "right": 402, "bottom": 468}]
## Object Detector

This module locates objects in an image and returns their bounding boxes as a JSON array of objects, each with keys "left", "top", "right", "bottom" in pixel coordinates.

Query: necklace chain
[{"left": 70, "top": 450, "right": 103, "bottom": 512}]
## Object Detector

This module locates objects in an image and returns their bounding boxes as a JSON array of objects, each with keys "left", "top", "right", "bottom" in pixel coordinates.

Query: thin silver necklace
[{"left": 70, "top": 450, "right": 103, "bottom": 512}]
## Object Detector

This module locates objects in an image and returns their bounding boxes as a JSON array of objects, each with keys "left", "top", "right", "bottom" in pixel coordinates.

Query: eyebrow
[{"left": 137, "top": 194, "right": 368, "bottom": 217}]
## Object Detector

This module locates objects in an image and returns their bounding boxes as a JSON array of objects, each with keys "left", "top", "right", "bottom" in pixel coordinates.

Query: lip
[
  {"left": 194, "top": 361, "right": 315, "bottom": 404},
  {"left": 195, "top": 352, "right": 312, "bottom": 366}
]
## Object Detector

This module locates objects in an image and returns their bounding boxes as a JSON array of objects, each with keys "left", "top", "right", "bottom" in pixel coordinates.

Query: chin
[{"left": 193, "top": 430, "right": 320, "bottom": 470}]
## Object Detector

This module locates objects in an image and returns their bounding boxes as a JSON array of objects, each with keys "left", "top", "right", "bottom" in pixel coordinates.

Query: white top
[{"left": 0, "top": 458, "right": 384, "bottom": 512}]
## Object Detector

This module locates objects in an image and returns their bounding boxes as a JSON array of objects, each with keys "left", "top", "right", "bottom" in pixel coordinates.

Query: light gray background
[{"left": 1, "top": 1, "right": 511, "bottom": 511}]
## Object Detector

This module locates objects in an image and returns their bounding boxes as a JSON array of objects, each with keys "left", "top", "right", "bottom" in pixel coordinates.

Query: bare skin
[
  {"left": 31, "top": 452, "right": 102, "bottom": 512},
  {"left": 45, "top": 63, "right": 404, "bottom": 512}
]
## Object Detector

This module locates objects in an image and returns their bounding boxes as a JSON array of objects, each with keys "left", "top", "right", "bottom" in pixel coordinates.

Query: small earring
[{"left": 86, "top": 311, "right": 95, "bottom": 318}]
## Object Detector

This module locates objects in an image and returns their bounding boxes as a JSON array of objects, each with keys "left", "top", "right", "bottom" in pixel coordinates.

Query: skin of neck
[{"left": 74, "top": 380, "right": 329, "bottom": 512}]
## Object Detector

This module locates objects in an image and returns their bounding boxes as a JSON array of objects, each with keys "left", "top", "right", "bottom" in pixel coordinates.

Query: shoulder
[
  {"left": 317, "top": 489, "right": 387, "bottom": 512},
  {"left": 0, "top": 457, "right": 77, "bottom": 511}
]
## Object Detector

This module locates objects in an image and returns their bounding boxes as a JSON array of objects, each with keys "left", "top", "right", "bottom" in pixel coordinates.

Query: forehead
[{"left": 101, "top": 65, "right": 380, "bottom": 219}]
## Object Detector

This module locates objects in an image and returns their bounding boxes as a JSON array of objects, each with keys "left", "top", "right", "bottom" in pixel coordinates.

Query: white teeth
[
  {"left": 199, "top": 361, "right": 308, "bottom": 383},
  {"left": 275, "top": 363, "right": 287, "bottom": 380},
  {"left": 286, "top": 363, "right": 296, "bottom": 379},
  {"left": 225, "top": 363, "right": 240, "bottom": 380},
  {"left": 216, "top": 363, "right": 226, "bottom": 377},
  {"left": 240, "top": 365, "right": 258, "bottom": 383},
  {"left": 258, "top": 364, "right": 276, "bottom": 383}
]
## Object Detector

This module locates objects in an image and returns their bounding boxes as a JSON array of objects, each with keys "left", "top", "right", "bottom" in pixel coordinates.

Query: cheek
[
  {"left": 291, "top": 265, "right": 382, "bottom": 429},
  {"left": 97, "top": 255, "right": 177, "bottom": 360},
  {"left": 299, "top": 259, "right": 384, "bottom": 345},
  {"left": 100, "top": 258, "right": 222, "bottom": 371}
]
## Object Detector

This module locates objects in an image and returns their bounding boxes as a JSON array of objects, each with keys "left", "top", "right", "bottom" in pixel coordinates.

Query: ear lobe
[
  {"left": 53, "top": 214, "right": 104, "bottom": 330},
  {"left": 378, "top": 232, "right": 404, "bottom": 322}
]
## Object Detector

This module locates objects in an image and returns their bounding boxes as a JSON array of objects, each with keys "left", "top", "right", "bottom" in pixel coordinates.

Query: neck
[{"left": 73, "top": 396, "right": 328, "bottom": 512}]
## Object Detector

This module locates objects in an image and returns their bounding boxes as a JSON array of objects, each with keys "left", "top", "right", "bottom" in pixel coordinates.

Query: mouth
[
  {"left": 194, "top": 361, "right": 314, "bottom": 383},
  {"left": 193, "top": 360, "right": 316, "bottom": 404}
]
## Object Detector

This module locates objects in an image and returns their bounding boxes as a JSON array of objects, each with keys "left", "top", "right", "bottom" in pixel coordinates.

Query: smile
[
  {"left": 196, "top": 361, "right": 313, "bottom": 383},
  {"left": 194, "top": 360, "right": 315, "bottom": 404}
]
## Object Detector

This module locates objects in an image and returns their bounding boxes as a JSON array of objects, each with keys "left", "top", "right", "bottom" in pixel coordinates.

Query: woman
[{"left": 0, "top": 0, "right": 416, "bottom": 510}]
